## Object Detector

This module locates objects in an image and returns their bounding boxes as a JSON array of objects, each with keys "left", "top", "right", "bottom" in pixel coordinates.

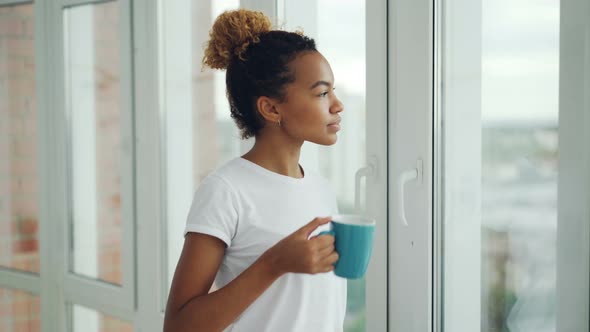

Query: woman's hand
[{"left": 261, "top": 216, "right": 339, "bottom": 277}]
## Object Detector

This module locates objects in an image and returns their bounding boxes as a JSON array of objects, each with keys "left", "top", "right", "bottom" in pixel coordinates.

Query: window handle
[
  {"left": 355, "top": 155, "right": 378, "bottom": 213},
  {"left": 398, "top": 159, "right": 423, "bottom": 226}
]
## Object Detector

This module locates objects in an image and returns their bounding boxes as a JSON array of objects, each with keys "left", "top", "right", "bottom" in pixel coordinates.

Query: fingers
[
  {"left": 317, "top": 251, "right": 339, "bottom": 273},
  {"left": 299, "top": 216, "right": 332, "bottom": 237},
  {"left": 317, "top": 242, "right": 335, "bottom": 257},
  {"left": 311, "top": 233, "right": 335, "bottom": 249},
  {"left": 319, "top": 264, "right": 335, "bottom": 273}
]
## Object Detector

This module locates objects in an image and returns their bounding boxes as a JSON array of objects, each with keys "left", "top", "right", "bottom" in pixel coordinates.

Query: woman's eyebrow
[{"left": 309, "top": 80, "right": 332, "bottom": 89}]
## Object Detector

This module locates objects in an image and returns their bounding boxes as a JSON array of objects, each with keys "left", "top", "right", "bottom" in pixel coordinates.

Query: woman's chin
[{"left": 309, "top": 135, "right": 338, "bottom": 146}]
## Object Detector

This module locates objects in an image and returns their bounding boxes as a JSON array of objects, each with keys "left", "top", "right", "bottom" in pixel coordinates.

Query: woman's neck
[{"left": 241, "top": 134, "right": 304, "bottom": 179}]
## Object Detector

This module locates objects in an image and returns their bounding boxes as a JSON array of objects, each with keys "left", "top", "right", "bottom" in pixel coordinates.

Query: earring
[{"left": 278, "top": 119, "right": 282, "bottom": 127}]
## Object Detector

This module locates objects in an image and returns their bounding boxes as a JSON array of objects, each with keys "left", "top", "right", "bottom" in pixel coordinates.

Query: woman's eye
[{"left": 319, "top": 88, "right": 335, "bottom": 98}]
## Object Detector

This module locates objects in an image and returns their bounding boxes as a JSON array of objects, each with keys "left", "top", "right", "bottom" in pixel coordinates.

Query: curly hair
[{"left": 202, "top": 9, "right": 317, "bottom": 139}]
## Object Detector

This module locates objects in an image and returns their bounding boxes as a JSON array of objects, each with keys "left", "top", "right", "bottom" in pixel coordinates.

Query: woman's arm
[
  {"left": 163, "top": 232, "right": 280, "bottom": 332},
  {"left": 163, "top": 216, "right": 338, "bottom": 332}
]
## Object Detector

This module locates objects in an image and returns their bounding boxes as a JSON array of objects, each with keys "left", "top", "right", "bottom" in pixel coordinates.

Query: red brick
[
  {"left": 0, "top": 302, "right": 10, "bottom": 316},
  {"left": 17, "top": 217, "right": 37, "bottom": 236},
  {"left": 11, "top": 5, "right": 33, "bottom": 18},
  {"left": 110, "top": 194, "right": 121, "bottom": 209},
  {"left": 28, "top": 99, "right": 36, "bottom": 116},
  {"left": 12, "top": 58, "right": 35, "bottom": 81},
  {"left": 100, "top": 233, "right": 121, "bottom": 248},
  {"left": 22, "top": 20, "right": 34, "bottom": 37},
  {"left": 11, "top": 137, "right": 36, "bottom": 158},
  {"left": 22, "top": 117, "right": 38, "bottom": 139},
  {"left": 8, "top": 78, "right": 35, "bottom": 101},
  {"left": 11, "top": 257, "right": 30, "bottom": 271},
  {"left": 30, "top": 257, "right": 40, "bottom": 274},
  {"left": 5, "top": 58, "right": 24, "bottom": 78},
  {"left": 12, "top": 238, "right": 37, "bottom": 253},
  {"left": 0, "top": 17, "right": 22, "bottom": 36},
  {"left": 11, "top": 195, "right": 38, "bottom": 218},
  {"left": 23, "top": 56, "right": 35, "bottom": 71},
  {"left": 14, "top": 174, "right": 38, "bottom": 197},
  {"left": 6, "top": 39, "right": 34, "bottom": 57},
  {"left": 12, "top": 298, "right": 28, "bottom": 314},
  {"left": 30, "top": 319, "right": 40, "bottom": 332},
  {"left": 10, "top": 179, "right": 24, "bottom": 197},
  {"left": 14, "top": 321, "right": 29, "bottom": 332},
  {"left": 11, "top": 158, "right": 36, "bottom": 179}
]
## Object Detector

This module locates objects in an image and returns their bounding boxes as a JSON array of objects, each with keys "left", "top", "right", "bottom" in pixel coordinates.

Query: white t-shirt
[{"left": 184, "top": 157, "right": 347, "bottom": 332}]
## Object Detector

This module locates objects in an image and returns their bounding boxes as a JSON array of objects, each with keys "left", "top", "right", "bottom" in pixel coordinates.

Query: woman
[{"left": 164, "top": 9, "right": 345, "bottom": 332}]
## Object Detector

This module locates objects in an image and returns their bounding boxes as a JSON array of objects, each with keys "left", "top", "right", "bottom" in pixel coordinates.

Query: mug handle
[{"left": 318, "top": 230, "right": 335, "bottom": 237}]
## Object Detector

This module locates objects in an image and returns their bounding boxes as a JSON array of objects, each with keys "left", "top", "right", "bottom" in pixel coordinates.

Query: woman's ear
[{"left": 256, "top": 96, "right": 281, "bottom": 123}]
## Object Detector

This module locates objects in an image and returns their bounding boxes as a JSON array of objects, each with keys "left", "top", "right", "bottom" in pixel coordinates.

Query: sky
[{"left": 481, "top": 0, "right": 560, "bottom": 124}]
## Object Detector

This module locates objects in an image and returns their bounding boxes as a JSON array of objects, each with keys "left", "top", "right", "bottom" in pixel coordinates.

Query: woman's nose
[{"left": 331, "top": 96, "right": 344, "bottom": 113}]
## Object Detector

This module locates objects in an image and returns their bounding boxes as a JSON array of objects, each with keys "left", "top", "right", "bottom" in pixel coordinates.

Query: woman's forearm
[{"left": 164, "top": 253, "right": 282, "bottom": 332}]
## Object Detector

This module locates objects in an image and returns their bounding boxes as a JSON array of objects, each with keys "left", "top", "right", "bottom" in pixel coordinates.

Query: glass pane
[
  {"left": 63, "top": 1, "right": 123, "bottom": 285},
  {"left": 71, "top": 304, "right": 132, "bottom": 332},
  {"left": 0, "top": 288, "right": 40, "bottom": 332},
  {"left": 439, "top": 1, "right": 585, "bottom": 331},
  {"left": 283, "top": 1, "right": 367, "bottom": 330},
  {"left": 0, "top": 3, "right": 40, "bottom": 274},
  {"left": 159, "top": 0, "right": 240, "bottom": 307},
  {"left": 317, "top": 2, "right": 367, "bottom": 330}
]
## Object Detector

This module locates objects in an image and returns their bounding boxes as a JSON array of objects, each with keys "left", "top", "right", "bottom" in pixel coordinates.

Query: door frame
[{"left": 388, "top": 0, "right": 434, "bottom": 330}]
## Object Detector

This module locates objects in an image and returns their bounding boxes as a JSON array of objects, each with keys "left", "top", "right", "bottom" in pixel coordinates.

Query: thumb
[{"left": 299, "top": 216, "right": 332, "bottom": 237}]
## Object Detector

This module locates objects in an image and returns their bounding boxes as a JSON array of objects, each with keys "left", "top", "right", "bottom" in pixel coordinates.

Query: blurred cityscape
[{"left": 481, "top": 124, "right": 558, "bottom": 332}]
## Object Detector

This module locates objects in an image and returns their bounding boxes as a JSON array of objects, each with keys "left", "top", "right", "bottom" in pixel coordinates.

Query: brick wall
[
  {"left": 0, "top": 289, "right": 40, "bottom": 332},
  {"left": 92, "top": 2, "right": 132, "bottom": 331},
  {"left": 0, "top": 2, "right": 39, "bottom": 274},
  {"left": 94, "top": 0, "right": 123, "bottom": 289},
  {"left": 0, "top": 3, "right": 40, "bottom": 331},
  {"left": 1, "top": 1, "right": 133, "bottom": 330}
]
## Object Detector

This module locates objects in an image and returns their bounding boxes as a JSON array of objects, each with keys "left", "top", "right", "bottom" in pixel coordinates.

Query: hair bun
[{"left": 203, "top": 9, "right": 272, "bottom": 70}]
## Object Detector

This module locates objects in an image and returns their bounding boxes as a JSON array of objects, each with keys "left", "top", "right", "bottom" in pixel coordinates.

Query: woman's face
[{"left": 276, "top": 51, "right": 344, "bottom": 145}]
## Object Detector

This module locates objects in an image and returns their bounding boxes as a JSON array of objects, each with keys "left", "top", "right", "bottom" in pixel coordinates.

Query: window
[
  {"left": 0, "top": 2, "right": 39, "bottom": 275},
  {"left": 438, "top": 0, "right": 588, "bottom": 331},
  {"left": 63, "top": 0, "right": 124, "bottom": 285}
]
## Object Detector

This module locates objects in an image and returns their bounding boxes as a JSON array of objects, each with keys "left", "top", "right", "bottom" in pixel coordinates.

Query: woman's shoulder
[
  {"left": 202, "top": 157, "right": 241, "bottom": 180},
  {"left": 197, "top": 157, "right": 248, "bottom": 193}
]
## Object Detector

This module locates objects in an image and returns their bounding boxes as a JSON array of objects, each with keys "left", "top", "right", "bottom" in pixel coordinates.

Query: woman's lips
[{"left": 328, "top": 121, "right": 341, "bottom": 131}]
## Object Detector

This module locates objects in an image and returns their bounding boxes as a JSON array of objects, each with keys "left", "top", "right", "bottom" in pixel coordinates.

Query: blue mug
[{"left": 319, "top": 214, "right": 376, "bottom": 279}]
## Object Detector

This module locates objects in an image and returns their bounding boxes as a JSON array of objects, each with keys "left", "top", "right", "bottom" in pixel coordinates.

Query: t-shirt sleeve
[{"left": 184, "top": 175, "right": 238, "bottom": 247}]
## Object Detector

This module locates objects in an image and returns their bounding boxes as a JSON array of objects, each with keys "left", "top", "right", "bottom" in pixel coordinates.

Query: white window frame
[
  {"left": 38, "top": 0, "right": 136, "bottom": 330},
  {"left": 433, "top": 0, "right": 482, "bottom": 331},
  {"left": 133, "top": 0, "right": 164, "bottom": 327},
  {"left": 366, "top": 1, "right": 389, "bottom": 331},
  {"left": 557, "top": 0, "right": 590, "bottom": 330},
  {"left": 387, "top": 0, "right": 434, "bottom": 331}
]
